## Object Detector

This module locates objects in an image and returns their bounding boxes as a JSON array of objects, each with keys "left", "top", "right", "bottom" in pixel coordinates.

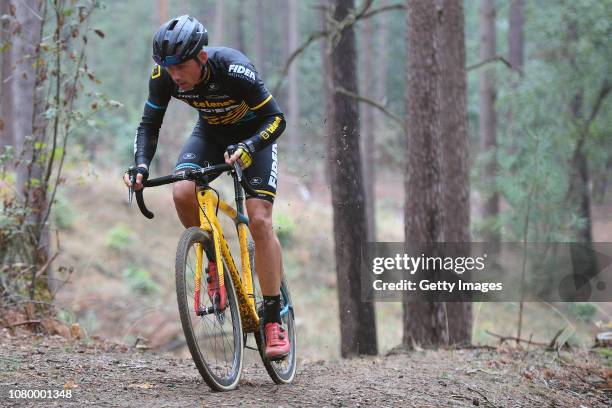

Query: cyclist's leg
[
  {"left": 244, "top": 142, "right": 281, "bottom": 297},
  {"left": 173, "top": 120, "right": 225, "bottom": 228},
  {"left": 243, "top": 143, "right": 289, "bottom": 358}
]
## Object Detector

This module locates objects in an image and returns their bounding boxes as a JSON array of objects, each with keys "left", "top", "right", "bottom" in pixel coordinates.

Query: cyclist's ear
[{"left": 197, "top": 49, "right": 208, "bottom": 65}]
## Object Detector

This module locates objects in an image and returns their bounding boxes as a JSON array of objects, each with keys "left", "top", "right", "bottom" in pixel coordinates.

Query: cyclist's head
[
  {"left": 152, "top": 15, "right": 208, "bottom": 67},
  {"left": 153, "top": 15, "right": 209, "bottom": 90}
]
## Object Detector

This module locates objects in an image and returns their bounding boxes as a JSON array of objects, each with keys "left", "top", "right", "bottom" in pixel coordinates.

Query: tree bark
[
  {"left": 505, "top": 0, "right": 524, "bottom": 158},
  {"left": 0, "top": 0, "right": 14, "bottom": 149},
  {"left": 6, "top": 0, "right": 43, "bottom": 202},
  {"left": 236, "top": 2, "right": 246, "bottom": 52},
  {"left": 508, "top": 0, "right": 524, "bottom": 74},
  {"left": 479, "top": 0, "right": 499, "bottom": 243},
  {"left": 254, "top": 0, "right": 266, "bottom": 79},
  {"left": 360, "top": 8, "right": 376, "bottom": 242},
  {"left": 287, "top": 0, "right": 300, "bottom": 151},
  {"left": 276, "top": 0, "right": 290, "bottom": 111},
  {"left": 3, "top": 1, "right": 49, "bottom": 295},
  {"left": 321, "top": 2, "right": 334, "bottom": 187},
  {"left": 374, "top": 0, "right": 388, "bottom": 127},
  {"left": 403, "top": 0, "right": 446, "bottom": 347},
  {"left": 566, "top": 21, "right": 593, "bottom": 244},
  {"left": 437, "top": 0, "right": 472, "bottom": 346},
  {"left": 214, "top": 1, "right": 226, "bottom": 44},
  {"left": 329, "top": 0, "right": 377, "bottom": 358},
  {"left": 158, "top": 0, "right": 168, "bottom": 25},
  {"left": 196, "top": 1, "right": 214, "bottom": 28}
]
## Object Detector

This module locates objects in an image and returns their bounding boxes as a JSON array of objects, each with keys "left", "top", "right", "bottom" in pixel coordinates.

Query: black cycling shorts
[{"left": 175, "top": 120, "right": 278, "bottom": 203}]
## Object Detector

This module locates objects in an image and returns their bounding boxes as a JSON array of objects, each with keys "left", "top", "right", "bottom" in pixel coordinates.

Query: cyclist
[{"left": 123, "top": 15, "right": 289, "bottom": 360}]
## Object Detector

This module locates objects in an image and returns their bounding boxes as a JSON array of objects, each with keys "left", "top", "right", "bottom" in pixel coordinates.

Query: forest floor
[
  {"left": 2, "top": 168, "right": 611, "bottom": 406},
  {"left": 0, "top": 328, "right": 610, "bottom": 407}
]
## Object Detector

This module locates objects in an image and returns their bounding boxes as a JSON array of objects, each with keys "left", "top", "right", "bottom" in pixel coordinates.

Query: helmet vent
[{"left": 168, "top": 19, "right": 179, "bottom": 30}]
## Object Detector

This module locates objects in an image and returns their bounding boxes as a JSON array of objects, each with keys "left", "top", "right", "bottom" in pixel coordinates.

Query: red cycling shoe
[{"left": 264, "top": 322, "right": 290, "bottom": 360}]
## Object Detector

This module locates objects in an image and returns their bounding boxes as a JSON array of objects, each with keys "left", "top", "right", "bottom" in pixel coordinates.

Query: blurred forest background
[{"left": 0, "top": 0, "right": 610, "bottom": 360}]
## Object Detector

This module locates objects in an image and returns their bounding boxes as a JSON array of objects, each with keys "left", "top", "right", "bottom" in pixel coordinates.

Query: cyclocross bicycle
[{"left": 127, "top": 161, "right": 297, "bottom": 391}]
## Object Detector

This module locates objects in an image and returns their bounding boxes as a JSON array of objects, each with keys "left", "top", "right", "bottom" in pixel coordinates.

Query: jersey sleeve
[{"left": 134, "top": 65, "right": 172, "bottom": 166}]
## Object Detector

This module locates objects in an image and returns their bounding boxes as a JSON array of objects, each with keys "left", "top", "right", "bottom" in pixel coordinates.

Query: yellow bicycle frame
[{"left": 195, "top": 188, "right": 260, "bottom": 332}]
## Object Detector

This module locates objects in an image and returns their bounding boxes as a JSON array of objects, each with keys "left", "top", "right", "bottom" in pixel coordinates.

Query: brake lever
[{"left": 127, "top": 166, "right": 136, "bottom": 205}]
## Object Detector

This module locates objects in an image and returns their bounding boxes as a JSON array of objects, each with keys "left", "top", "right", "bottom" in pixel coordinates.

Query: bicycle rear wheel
[
  {"left": 176, "top": 227, "right": 243, "bottom": 391},
  {"left": 250, "top": 243, "right": 297, "bottom": 384}
]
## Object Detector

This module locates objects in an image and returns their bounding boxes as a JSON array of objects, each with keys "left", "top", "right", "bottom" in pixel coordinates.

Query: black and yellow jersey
[{"left": 134, "top": 47, "right": 285, "bottom": 167}]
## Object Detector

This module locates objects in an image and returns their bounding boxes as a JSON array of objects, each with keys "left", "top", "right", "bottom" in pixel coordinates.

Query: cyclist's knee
[
  {"left": 173, "top": 180, "right": 196, "bottom": 206},
  {"left": 249, "top": 213, "right": 273, "bottom": 239}
]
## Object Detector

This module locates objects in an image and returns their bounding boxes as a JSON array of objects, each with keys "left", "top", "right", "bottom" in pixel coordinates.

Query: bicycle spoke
[{"left": 181, "top": 239, "right": 240, "bottom": 383}]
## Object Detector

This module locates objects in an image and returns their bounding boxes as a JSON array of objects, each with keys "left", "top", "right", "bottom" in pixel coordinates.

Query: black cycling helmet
[{"left": 152, "top": 15, "right": 208, "bottom": 67}]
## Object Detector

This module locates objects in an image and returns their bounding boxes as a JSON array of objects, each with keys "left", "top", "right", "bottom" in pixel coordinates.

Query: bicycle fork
[
  {"left": 194, "top": 243, "right": 228, "bottom": 316},
  {"left": 195, "top": 191, "right": 228, "bottom": 316}
]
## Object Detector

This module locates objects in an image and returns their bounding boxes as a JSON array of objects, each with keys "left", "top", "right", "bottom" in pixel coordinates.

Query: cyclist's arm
[
  {"left": 134, "top": 65, "right": 172, "bottom": 167},
  {"left": 243, "top": 95, "right": 285, "bottom": 153},
  {"left": 227, "top": 61, "right": 286, "bottom": 153}
]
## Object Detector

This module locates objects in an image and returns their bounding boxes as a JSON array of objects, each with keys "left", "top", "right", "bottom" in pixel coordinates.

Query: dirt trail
[{"left": 1, "top": 331, "right": 610, "bottom": 407}]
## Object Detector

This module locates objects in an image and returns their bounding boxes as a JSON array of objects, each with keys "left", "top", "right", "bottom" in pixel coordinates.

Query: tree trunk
[
  {"left": 4, "top": 0, "right": 49, "bottom": 295},
  {"left": 437, "top": 0, "right": 472, "bottom": 346},
  {"left": 6, "top": 0, "right": 43, "bottom": 203},
  {"left": 158, "top": 0, "right": 168, "bottom": 25},
  {"left": 403, "top": 0, "right": 446, "bottom": 347},
  {"left": 236, "top": 2, "right": 246, "bottom": 52},
  {"left": 566, "top": 20, "right": 593, "bottom": 244},
  {"left": 360, "top": 8, "right": 376, "bottom": 242},
  {"left": 505, "top": 0, "right": 524, "bottom": 159},
  {"left": 0, "top": 0, "right": 4, "bottom": 64},
  {"left": 0, "top": 0, "right": 14, "bottom": 149},
  {"left": 375, "top": 0, "right": 388, "bottom": 121},
  {"left": 276, "top": 0, "right": 290, "bottom": 112},
  {"left": 573, "top": 145, "right": 593, "bottom": 243},
  {"left": 196, "top": 1, "right": 214, "bottom": 28},
  {"left": 508, "top": 0, "right": 524, "bottom": 73},
  {"left": 478, "top": 0, "right": 499, "bottom": 243},
  {"left": 321, "top": 2, "right": 334, "bottom": 187},
  {"left": 329, "top": 0, "right": 377, "bottom": 358},
  {"left": 254, "top": 0, "right": 266, "bottom": 79},
  {"left": 287, "top": 0, "right": 300, "bottom": 152},
  {"left": 214, "top": 1, "right": 226, "bottom": 44}
]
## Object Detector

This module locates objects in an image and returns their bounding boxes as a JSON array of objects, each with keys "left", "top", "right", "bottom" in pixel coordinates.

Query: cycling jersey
[
  {"left": 134, "top": 47, "right": 285, "bottom": 167},
  {"left": 176, "top": 121, "right": 279, "bottom": 203}
]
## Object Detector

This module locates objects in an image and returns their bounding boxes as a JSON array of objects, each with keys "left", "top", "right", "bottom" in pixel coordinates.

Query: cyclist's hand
[
  {"left": 224, "top": 143, "right": 253, "bottom": 169},
  {"left": 123, "top": 165, "right": 149, "bottom": 191}
]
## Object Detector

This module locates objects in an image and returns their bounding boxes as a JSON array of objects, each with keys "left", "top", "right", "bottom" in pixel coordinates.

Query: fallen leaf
[
  {"left": 64, "top": 380, "right": 78, "bottom": 390},
  {"left": 70, "top": 323, "right": 82, "bottom": 339}
]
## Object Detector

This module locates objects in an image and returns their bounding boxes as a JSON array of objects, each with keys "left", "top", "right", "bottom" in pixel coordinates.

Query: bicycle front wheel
[{"left": 175, "top": 227, "right": 243, "bottom": 391}]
